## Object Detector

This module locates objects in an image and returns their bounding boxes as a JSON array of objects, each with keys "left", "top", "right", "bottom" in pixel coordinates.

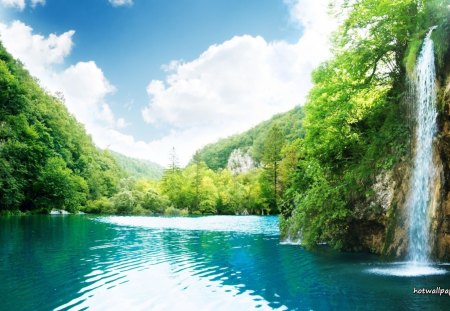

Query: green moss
[
  {"left": 432, "top": 30, "right": 449, "bottom": 71},
  {"left": 428, "top": 1, "right": 450, "bottom": 72},
  {"left": 404, "top": 33, "right": 425, "bottom": 76},
  {"left": 382, "top": 203, "right": 398, "bottom": 258}
]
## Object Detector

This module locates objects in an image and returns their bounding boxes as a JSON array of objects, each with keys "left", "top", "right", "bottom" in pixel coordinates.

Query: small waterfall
[{"left": 407, "top": 27, "right": 438, "bottom": 264}]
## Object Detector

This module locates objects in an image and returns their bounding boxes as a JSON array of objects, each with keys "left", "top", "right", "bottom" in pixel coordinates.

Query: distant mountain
[
  {"left": 110, "top": 151, "right": 164, "bottom": 180},
  {"left": 193, "top": 106, "right": 304, "bottom": 170}
]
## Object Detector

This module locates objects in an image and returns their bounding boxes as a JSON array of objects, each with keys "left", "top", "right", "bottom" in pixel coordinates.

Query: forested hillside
[
  {"left": 85, "top": 111, "right": 304, "bottom": 216},
  {"left": 110, "top": 151, "right": 163, "bottom": 180},
  {"left": 194, "top": 106, "right": 304, "bottom": 170},
  {"left": 0, "top": 43, "right": 124, "bottom": 214},
  {"left": 0, "top": 38, "right": 288, "bottom": 216},
  {"left": 185, "top": 0, "right": 450, "bottom": 253},
  {"left": 3, "top": 0, "right": 450, "bottom": 259}
]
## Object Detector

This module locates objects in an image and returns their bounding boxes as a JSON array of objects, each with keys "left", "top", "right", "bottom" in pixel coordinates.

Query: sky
[{"left": 0, "top": 0, "right": 336, "bottom": 166}]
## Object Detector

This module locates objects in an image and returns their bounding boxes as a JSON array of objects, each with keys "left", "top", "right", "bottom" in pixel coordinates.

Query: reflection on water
[
  {"left": 99, "top": 215, "right": 279, "bottom": 235},
  {"left": 1, "top": 215, "right": 450, "bottom": 311}
]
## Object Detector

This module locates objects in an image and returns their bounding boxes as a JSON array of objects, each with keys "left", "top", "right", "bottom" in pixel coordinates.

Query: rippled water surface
[{"left": 1, "top": 216, "right": 450, "bottom": 310}]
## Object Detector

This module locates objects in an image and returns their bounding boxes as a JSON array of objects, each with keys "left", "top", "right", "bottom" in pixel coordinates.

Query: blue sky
[{"left": 0, "top": 0, "right": 335, "bottom": 166}]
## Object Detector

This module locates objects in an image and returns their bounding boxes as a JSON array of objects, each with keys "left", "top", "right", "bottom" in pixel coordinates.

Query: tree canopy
[
  {"left": 0, "top": 43, "right": 123, "bottom": 213},
  {"left": 280, "top": 0, "right": 450, "bottom": 249}
]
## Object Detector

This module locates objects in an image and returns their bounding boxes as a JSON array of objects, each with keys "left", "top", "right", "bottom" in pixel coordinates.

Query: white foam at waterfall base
[
  {"left": 367, "top": 28, "right": 448, "bottom": 278},
  {"left": 367, "top": 262, "right": 447, "bottom": 277},
  {"left": 279, "top": 237, "right": 302, "bottom": 245}
]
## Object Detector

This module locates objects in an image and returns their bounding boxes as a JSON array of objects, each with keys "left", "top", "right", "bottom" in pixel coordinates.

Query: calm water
[{"left": 1, "top": 216, "right": 450, "bottom": 310}]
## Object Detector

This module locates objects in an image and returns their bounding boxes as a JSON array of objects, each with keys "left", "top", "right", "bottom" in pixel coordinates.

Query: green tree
[
  {"left": 112, "top": 191, "right": 136, "bottom": 214},
  {"left": 34, "top": 157, "right": 88, "bottom": 212},
  {"left": 140, "top": 189, "right": 169, "bottom": 214},
  {"left": 192, "top": 152, "right": 202, "bottom": 211},
  {"left": 0, "top": 158, "right": 24, "bottom": 211},
  {"left": 281, "top": 0, "right": 450, "bottom": 249},
  {"left": 261, "top": 125, "right": 284, "bottom": 213},
  {"left": 161, "top": 148, "right": 185, "bottom": 209},
  {"left": 0, "top": 42, "right": 124, "bottom": 213}
]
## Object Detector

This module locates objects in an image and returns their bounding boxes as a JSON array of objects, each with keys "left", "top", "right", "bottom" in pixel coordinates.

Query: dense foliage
[
  {"left": 3, "top": 1, "right": 450, "bottom": 253},
  {"left": 91, "top": 142, "right": 286, "bottom": 216},
  {"left": 194, "top": 106, "right": 304, "bottom": 170},
  {"left": 0, "top": 43, "right": 124, "bottom": 214},
  {"left": 110, "top": 151, "right": 163, "bottom": 180},
  {"left": 0, "top": 40, "right": 289, "bottom": 216},
  {"left": 280, "top": 0, "right": 450, "bottom": 249}
]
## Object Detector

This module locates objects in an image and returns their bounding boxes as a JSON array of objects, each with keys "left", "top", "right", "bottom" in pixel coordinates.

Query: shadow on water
[{"left": 1, "top": 216, "right": 450, "bottom": 310}]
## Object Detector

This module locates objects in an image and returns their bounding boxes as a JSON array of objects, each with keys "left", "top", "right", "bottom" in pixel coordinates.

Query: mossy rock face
[
  {"left": 404, "top": 31, "right": 427, "bottom": 76},
  {"left": 381, "top": 202, "right": 408, "bottom": 260},
  {"left": 432, "top": 70, "right": 450, "bottom": 261},
  {"left": 382, "top": 203, "right": 397, "bottom": 258},
  {"left": 377, "top": 76, "right": 450, "bottom": 261},
  {"left": 380, "top": 162, "right": 410, "bottom": 259},
  {"left": 345, "top": 219, "right": 385, "bottom": 253},
  {"left": 348, "top": 159, "right": 411, "bottom": 258},
  {"left": 433, "top": 192, "right": 450, "bottom": 260}
]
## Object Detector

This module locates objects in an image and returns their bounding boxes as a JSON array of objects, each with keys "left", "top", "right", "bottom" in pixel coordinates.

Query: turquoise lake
[{"left": 1, "top": 215, "right": 450, "bottom": 310}]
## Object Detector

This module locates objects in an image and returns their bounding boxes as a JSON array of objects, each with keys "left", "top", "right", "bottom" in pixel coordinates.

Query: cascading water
[
  {"left": 407, "top": 27, "right": 438, "bottom": 264},
  {"left": 367, "top": 28, "right": 447, "bottom": 276}
]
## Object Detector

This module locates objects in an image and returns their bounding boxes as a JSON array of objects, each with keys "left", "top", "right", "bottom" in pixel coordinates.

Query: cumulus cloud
[
  {"left": 0, "top": 21, "right": 74, "bottom": 76},
  {"left": 0, "top": 21, "right": 126, "bottom": 151},
  {"left": 285, "top": 0, "right": 338, "bottom": 35},
  {"left": 0, "top": 0, "right": 25, "bottom": 10},
  {"left": 0, "top": 0, "right": 339, "bottom": 167},
  {"left": 108, "top": 0, "right": 133, "bottom": 7},
  {"left": 0, "top": 0, "right": 45, "bottom": 10},
  {"left": 94, "top": 126, "right": 224, "bottom": 167},
  {"left": 31, "top": 0, "right": 45, "bottom": 7},
  {"left": 143, "top": 35, "right": 327, "bottom": 130},
  {"left": 50, "top": 61, "right": 120, "bottom": 129},
  {"left": 141, "top": 0, "right": 337, "bottom": 165}
]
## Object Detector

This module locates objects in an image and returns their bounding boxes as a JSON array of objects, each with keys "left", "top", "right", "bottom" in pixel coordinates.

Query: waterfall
[{"left": 407, "top": 27, "right": 438, "bottom": 264}]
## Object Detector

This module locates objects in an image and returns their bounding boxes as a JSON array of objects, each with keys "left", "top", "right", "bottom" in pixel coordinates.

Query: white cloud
[
  {"left": 285, "top": 0, "right": 337, "bottom": 34},
  {"left": 108, "top": 0, "right": 133, "bottom": 7},
  {"left": 116, "top": 118, "right": 127, "bottom": 129},
  {"left": 31, "top": 0, "right": 45, "bottom": 7},
  {"left": 141, "top": 0, "right": 337, "bottom": 165},
  {"left": 0, "top": 21, "right": 127, "bottom": 156},
  {"left": 50, "top": 61, "right": 119, "bottom": 129},
  {"left": 0, "top": 0, "right": 25, "bottom": 10},
  {"left": 143, "top": 35, "right": 326, "bottom": 130},
  {"left": 0, "top": 22, "right": 113, "bottom": 128},
  {"left": 94, "top": 127, "right": 223, "bottom": 167},
  {"left": 0, "top": 21, "right": 74, "bottom": 76},
  {"left": 0, "top": 0, "right": 339, "bottom": 167},
  {"left": 0, "top": 0, "right": 45, "bottom": 10}
]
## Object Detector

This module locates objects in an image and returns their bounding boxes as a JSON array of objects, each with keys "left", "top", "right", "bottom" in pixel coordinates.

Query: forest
[
  {"left": 1, "top": 0, "right": 450, "bottom": 251},
  {"left": 0, "top": 45, "right": 123, "bottom": 214},
  {"left": 0, "top": 37, "right": 303, "bottom": 216}
]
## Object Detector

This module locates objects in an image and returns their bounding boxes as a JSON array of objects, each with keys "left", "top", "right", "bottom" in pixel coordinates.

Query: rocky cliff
[
  {"left": 433, "top": 64, "right": 450, "bottom": 260},
  {"left": 359, "top": 52, "right": 450, "bottom": 261}
]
